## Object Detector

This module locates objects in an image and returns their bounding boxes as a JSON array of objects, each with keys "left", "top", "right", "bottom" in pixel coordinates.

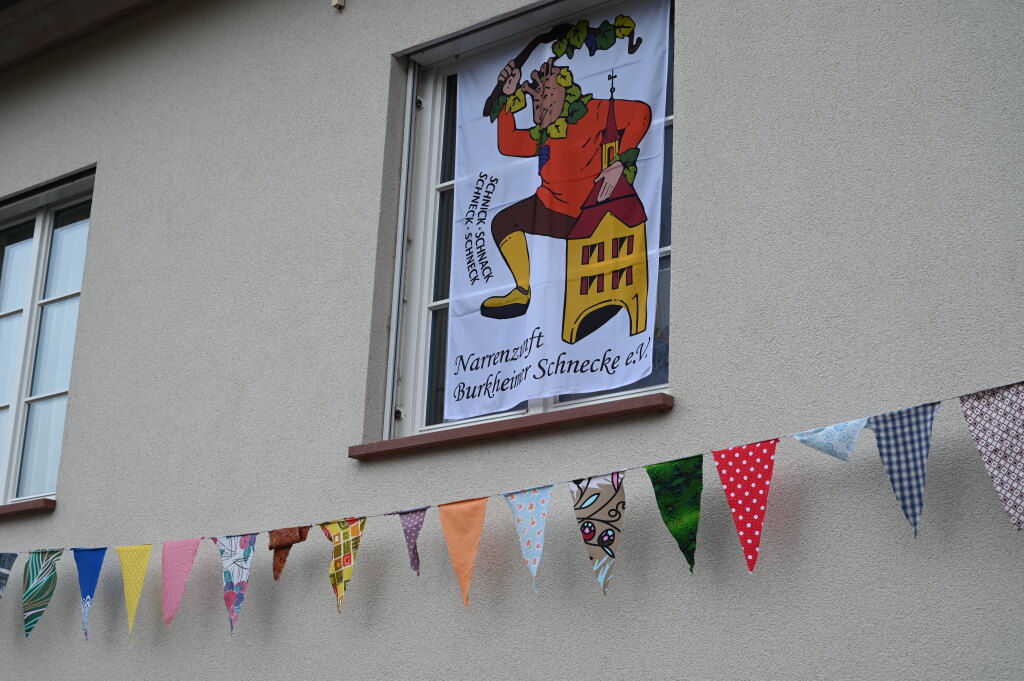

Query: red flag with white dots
[{"left": 713, "top": 439, "right": 778, "bottom": 573}]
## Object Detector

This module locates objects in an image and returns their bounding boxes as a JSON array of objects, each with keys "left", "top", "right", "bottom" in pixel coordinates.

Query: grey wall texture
[{"left": 0, "top": 0, "right": 1022, "bottom": 678}]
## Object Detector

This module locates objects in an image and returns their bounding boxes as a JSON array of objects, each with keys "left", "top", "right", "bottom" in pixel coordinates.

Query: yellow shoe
[{"left": 480, "top": 286, "right": 531, "bottom": 319}]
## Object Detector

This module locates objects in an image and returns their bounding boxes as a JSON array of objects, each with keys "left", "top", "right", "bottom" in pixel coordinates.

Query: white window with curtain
[{"left": 0, "top": 175, "right": 91, "bottom": 504}]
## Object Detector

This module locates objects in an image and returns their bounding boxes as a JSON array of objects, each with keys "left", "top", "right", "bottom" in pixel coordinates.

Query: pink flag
[{"left": 162, "top": 537, "right": 202, "bottom": 626}]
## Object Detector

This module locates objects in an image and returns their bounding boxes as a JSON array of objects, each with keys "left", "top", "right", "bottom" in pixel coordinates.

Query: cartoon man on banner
[{"left": 480, "top": 16, "right": 652, "bottom": 343}]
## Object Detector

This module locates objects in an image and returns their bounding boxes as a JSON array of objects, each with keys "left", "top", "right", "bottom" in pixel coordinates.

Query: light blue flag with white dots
[{"left": 792, "top": 417, "right": 869, "bottom": 461}]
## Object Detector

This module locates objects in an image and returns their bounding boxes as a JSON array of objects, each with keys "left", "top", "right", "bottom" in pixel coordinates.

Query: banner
[{"left": 446, "top": 0, "right": 670, "bottom": 419}]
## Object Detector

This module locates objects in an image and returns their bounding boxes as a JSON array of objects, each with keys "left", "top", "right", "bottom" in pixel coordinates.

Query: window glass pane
[
  {"left": 425, "top": 308, "right": 449, "bottom": 426},
  {"left": 0, "top": 407, "right": 8, "bottom": 454},
  {"left": 0, "top": 313, "right": 24, "bottom": 406},
  {"left": 30, "top": 297, "right": 79, "bottom": 396},
  {"left": 432, "top": 189, "right": 454, "bottom": 302},
  {"left": 440, "top": 74, "right": 458, "bottom": 183},
  {"left": 558, "top": 254, "right": 670, "bottom": 402},
  {"left": 0, "top": 222, "right": 35, "bottom": 313},
  {"left": 16, "top": 394, "right": 67, "bottom": 498},
  {"left": 44, "top": 202, "right": 91, "bottom": 299}
]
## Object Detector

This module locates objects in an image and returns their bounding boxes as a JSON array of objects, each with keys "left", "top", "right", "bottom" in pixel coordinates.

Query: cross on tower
[{"left": 607, "top": 69, "right": 617, "bottom": 97}]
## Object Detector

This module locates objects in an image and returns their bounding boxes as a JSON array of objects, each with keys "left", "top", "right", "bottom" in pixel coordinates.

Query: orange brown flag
[{"left": 438, "top": 497, "right": 489, "bottom": 607}]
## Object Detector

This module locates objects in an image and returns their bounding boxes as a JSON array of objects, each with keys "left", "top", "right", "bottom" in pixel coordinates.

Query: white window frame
[
  {"left": 387, "top": 1, "right": 672, "bottom": 440},
  {"left": 0, "top": 173, "right": 92, "bottom": 504}
]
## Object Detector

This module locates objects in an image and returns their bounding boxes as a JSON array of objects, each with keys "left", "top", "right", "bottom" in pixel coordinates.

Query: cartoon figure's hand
[
  {"left": 499, "top": 60, "right": 522, "bottom": 96},
  {"left": 595, "top": 161, "right": 625, "bottom": 202}
]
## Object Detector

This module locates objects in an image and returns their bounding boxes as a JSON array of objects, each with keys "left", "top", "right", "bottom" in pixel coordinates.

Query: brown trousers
[{"left": 491, "top": 195, "right": 577, "bottom": 243}]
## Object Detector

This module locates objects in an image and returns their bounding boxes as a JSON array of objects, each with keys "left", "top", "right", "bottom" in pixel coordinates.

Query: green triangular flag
[{"left": 645, "top": 456, "right": 703, "bottom": 571}]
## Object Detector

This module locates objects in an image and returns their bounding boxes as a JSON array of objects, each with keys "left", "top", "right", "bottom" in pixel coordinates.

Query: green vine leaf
[
  {"left": 566, "top": 99, "right": 589, "bottom": 124},
  {"left": 568, "top": 20, "right": 589, "bottom": 49},
  {"left": 552, "top": 39, "right": 568, "bottom": 57},
  {"left": 624, "top": 165, "right": 637, "bottom": 184},
  {"left": 595, "top": 20, "right": 616, "bottom": 50},
  {"left": 564, "top": 83, "right": 582, "bottom": 103},
  {"left": 614, "top": 15, "right": 635, "bottom": 39},
  {"left": 489, "top": 94, "right": 508, "bottom": 122}
]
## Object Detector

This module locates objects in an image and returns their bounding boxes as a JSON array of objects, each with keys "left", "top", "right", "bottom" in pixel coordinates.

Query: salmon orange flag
[
  {"left": 115, "top": 545, "right": 152, "bottom": 636},
  {"left": 438, "top": 497, "right": 488, "bottom": 607}
]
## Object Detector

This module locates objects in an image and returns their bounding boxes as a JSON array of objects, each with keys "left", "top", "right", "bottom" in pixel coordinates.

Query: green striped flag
[{"left": 22, "top": 549, "right": 63, "bottom": 637}]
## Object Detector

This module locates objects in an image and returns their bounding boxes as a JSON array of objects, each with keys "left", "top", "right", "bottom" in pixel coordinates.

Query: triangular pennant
[
  {"left": 161, "top": 537, "right": 202, "bottom": 625},
  {"left": 22, "top": 549, "right": 62, "bottom": 637},
  {"left": 869, "top": 402, "right": 940, "bottom": 536},
  {"left": 438, "top": 498, "right": 488, "bottom": 607},
  {"left": 645, "top": 456, "right": 703, "bottom": 571},
  {"left": 389, "top": 507, "right": 428, "bottom": 576},
  {"left": 115, "top": 544, "right": 151, "bottom": 636},
  {"left": 502, "top": 486, "right": 552, "bottom": 591},
  {"left": 568, "top": 473, "right": 625, "bottom": 594},
  {"left": 267, "top": 526, "right": 310, "bottom": 581},
  {"left": 792, "top": 417, "right": 869, "bottom": 461},
  {"left": 713, "top": 440, "right": 778, "bottom": 573},
  {"left": 72, "top": 548, "right": 106, "bottom": 639},
  {"left": 960, "top": 382, "right": 1024, "bottom": 530},
  {"left": 211, "top": 534, "right": 258, "bottom": 633},
  {"left": 319, "top": 518, "right": 366, "bottom": 613},
  {"left": 0, "top": 552, "right": 17, "bottom": 598}
]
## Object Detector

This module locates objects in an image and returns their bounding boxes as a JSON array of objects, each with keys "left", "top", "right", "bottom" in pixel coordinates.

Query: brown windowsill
[
  {"left": 349, "top": 392, "right": 674, "bottom": 461},
  {"left": 0, "top": 497, "right": 56, "bottom": 518}
]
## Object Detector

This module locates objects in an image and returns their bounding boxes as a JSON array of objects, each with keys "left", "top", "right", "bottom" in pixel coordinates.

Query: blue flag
[
  {"left": 72, "top": 548, "right": 107, "bottom": 639},
  {"left": 869, "top": 403, "right": 940, "bottom": 536}
]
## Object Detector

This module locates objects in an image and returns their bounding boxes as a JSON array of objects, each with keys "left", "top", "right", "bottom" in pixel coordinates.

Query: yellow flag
[{"left": 115, "top": 545, "right": 151, "bottom": 636}]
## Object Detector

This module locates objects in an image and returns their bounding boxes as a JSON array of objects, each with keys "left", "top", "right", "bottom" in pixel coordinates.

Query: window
[
  {"left": 0, "top": 183, "right": 91, "bottom": 503},
  {"left": 388, "top": 2, "right": 672, "bottom": 440}
]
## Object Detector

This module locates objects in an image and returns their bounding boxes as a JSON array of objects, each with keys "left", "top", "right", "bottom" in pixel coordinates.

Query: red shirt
[{"left": 497, "top": 98, "right": 652, "bottom": 218}]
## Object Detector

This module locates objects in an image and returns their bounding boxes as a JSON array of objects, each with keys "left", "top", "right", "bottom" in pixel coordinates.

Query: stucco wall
[{"left": 0, "top": 0, "right": 1022, "bottom": 678}]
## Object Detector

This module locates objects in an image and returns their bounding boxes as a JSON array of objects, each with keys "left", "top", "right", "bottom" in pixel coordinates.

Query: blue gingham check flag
[{"left": 869, "top": 402, "right": 941, "bottom": 536}]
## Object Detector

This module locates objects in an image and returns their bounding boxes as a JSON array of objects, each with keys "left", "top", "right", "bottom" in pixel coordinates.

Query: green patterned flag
[
  {"left": 22, "top": 549, "right": 63, "bottom": 637},
  {"left": 645, "top": 456, "right": 703, "bottom": 571}
]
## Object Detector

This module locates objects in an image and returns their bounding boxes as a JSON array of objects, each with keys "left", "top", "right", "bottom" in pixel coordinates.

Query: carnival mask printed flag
[
  {"left": 445, "top": 0, "right": 671, "bottom": 420},
  {"left": 390, "top": 508, "right": 428, "bottom": 575},
  {"left": 267, "top": 526, "right": 310, "bottom": 581},
  {"left": 793, "top": 418, "right": 869, "bottom": 461},
  {"left": 116, "top": 544, "right": 151, "bottom": 636},
  {"left": 714, "top": 440, "right": 779, "bottom": 573},
  {"left": 960, "top": 382, "right": 1024, "bottom": 530},
  {"left": 0, "top": 552, "right": 17, "bottom": 598},
  {"left": 211, "top": 534, "right": 257, "bottom": 633},
  {"left": 869, "top": 403, "right": 940, "bottom": 536},
  {"left": 438, "top": 498, "right": 488, "bottom": 606},
  {"left": 569, "top": 473, "right": 625, "bottom": 593},
  {"left": 22, "top": 549, "right": 62, "bottom": 637},
  {"left": 320, "top": 518, "right": 366, "bottom": 613},
  {"left": 162, "top": 537, "right": 202, "bottom": 625},
  {"left": 645, "top": 456, "right": 702, "bottom": 571},
  {"left": 502, "top": 486, "right": 552, "bottom": 591},
  {"left": 72, "top": 547, "right": 106, "bottom": 639}
]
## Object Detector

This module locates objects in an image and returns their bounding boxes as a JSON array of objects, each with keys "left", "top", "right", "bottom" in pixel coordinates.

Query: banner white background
[{"left": 446, "top": 0, "right": 669, "bottom": 420}]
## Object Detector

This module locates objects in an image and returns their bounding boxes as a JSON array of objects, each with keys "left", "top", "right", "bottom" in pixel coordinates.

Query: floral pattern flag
[
  {"left": 22, "top": 549, "right": 62, "bottom": 637},
  {"left": 320, "top": 518, "right": 366, "bottom": 613},
  {"left": 72, "top": 547, "right": 106, "bottom": 639},
  {"left": 960, "top": 382, "right": 1024, "bottom": 530},
  {"left": 503, "top": 486, "right": 553, "bottom": 591},
  {"left": 115, "top": 544, "right": 152, "bottom": 636},
  {"left": 162, "top": 537, "right": 202, "bottom": 625},
  {"left": 569, "top": 473, "right": 625, "bottom": 593},
  {"left": 211, "top": 534, "right": 257, "bottom": 633},
  {"left": 267, "top": 526, "right": 310, "bottom": 581},
  {"left": 0, "top": 552, "right": 16, "bottom": 598},
  {"left": 713, "top": 440, "right": 779, "bottom": 573},
  {"left": 645, "top": 456, "right": 703, "bottom": 571},
  {"left": 792, "top": 418, "right": 869, "bottom": 461}
]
